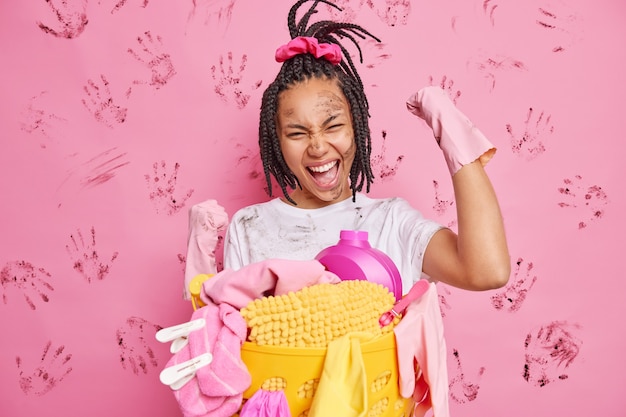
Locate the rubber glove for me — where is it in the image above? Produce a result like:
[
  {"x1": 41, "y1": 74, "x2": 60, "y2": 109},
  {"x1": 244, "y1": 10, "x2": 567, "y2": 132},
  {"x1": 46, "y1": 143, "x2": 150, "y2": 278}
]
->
[
  {"x1": 393, "y1": 282, "x2": 450, "y2": 417},
  {"x1": 184, "y1": 199, "x2": 229, "y2": 299},
  {"x1": 406, "y1": 86, "x2": 495, "y2": 176}
]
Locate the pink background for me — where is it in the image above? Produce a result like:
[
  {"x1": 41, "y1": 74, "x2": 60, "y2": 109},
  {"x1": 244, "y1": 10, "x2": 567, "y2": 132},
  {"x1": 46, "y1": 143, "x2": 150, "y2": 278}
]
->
[{"x1": 1, "y1": 0, "x2": 624, "y2": 416}]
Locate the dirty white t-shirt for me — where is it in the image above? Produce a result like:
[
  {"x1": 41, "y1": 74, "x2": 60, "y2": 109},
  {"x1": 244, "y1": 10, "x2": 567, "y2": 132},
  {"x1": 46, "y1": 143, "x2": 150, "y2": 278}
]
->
[{"x1": 223, "y1": 193, "x2": 444, "y2": 294}]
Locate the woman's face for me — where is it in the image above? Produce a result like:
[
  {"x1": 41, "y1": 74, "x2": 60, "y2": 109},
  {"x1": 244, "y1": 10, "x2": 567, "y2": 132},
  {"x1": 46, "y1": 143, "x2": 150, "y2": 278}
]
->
[{"x1": 276, "y1": 76, "x2": 356, "y2": 209}]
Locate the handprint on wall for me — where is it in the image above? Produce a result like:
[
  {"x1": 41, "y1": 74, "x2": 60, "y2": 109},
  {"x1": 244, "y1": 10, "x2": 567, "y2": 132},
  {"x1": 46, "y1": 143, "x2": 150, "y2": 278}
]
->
[
  {"x1": 491, "y1": 257, "x2": 537, "y2": 313},
  {"x1": 437, "y1": 283, "x2": 452, "y2": 319},
  {"x1": 361, "y1": 39, "x2": 391, "y2": 71},
  {"x1": 16, "y1": 341, "x2": 73, "y2": 396},
  {"x1": 234, "y1": 142, "x2": 264, "y2": 183},
  {"x1": 37, "y1": 0, "x2": 88, "y2": 39},
  {"x1": 428, "y1": 75, "x2": 461, "y2": 105},
  {"x1": 128, "y1": 31, "x2": 177, "y2": 90},
  {"x1": 506, "y1": 107, "x2": 554, "y2": 160},
  {"x1": 82, "y1": 74, "x2": 128, "y2": 128},
  {"x1": 431, "y1": 180, "x2": 457, "y2": 229},
  {"x1": 226, "y1": 141, "x2": 269, "y2": 198},
  {"x1": 467, "y1": 53, "x2": 527, "y2": 92},
  {"x1": 20, "y1": 91, "x2": 67, "y2": 148},
  {"x1": 536, "y1": 0, "x2": 583, "y2": 52},
  {"x1": 187, "y1": 0, "x2": 237, "y2": 30},
  {"x1": 366, "y1": 0, "x2": 411, "y2": 27},
  {"x1": 1, "y1": 261, "x2": 54, "y2": 310},
  {"x1": 210, "y1": 52, "x2": 262, "y2": 109},
  {"x1": 116, "y1": 316, "x2": 162, "y2": 375},
  {"x1": 66, "y1": 227, "x2": 119, "y2": 283},
  {"x1": 557, "y1": 174, "x2": 608, "y2": 229},
  {"x1": 324, "y1": 0, "x2": 365, "y2": 23},
  {"x1": 371, "y1": 130, "x2": 404, "y2": 182},
  {"x1": 482, "y1": 0, "x2": 498, "y2": 26},
  {"x1": 523, "y1": 321, "x2": 582, "y2": 387},
  {"x1": 100, "y1": 0, "x2": 150, "y2": 14},
  {"x1": 326, "y1": 0, "x2": 411, "y2": 27},
  {"x1": 432, "y1": 180, "x2": 454, "y2": 217},
  {"x1": 145, "y1": 160, "x2": 195, "y2": 215},
  {"x1": 449, "y1": 348, "x2": 486, "y2": 404}
]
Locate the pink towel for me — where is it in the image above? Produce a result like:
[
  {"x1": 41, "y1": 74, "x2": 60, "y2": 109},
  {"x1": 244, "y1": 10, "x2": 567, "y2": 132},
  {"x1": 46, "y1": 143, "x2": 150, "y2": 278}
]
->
[
  {"x1": 190, "y1": 303, "x2": 251, "y2": 397},
  {"x1": 184, "y1": 199, "x2": 229, "y2": 300},
  {"x1": 166, "y1": 303, "x2": 248, "y2": 417},
  {"x1": 393, "y1": 282, "x2": 450, "y2": 417},
  {"x1": 200, "y1": 259, "x2": 341, "y2": 309}
]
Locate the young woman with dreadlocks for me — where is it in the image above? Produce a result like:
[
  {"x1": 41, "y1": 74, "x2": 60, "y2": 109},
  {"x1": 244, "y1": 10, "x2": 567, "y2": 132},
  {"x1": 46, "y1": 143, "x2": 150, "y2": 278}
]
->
[{"x1": 222, "y1": 0, "x2": 511, "y2": 293}]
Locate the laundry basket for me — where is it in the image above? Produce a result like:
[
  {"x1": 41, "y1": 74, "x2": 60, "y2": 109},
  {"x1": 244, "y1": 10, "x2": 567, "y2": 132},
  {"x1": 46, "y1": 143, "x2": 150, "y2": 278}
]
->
[{"x1": 190, "y1": 274, "x2": 416, "y2": 417}]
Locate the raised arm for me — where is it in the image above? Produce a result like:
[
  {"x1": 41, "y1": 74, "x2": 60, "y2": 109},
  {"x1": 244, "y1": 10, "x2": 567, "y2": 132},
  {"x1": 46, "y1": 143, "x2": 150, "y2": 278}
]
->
[{"x1": 407, "y1": 86, "x2": 511, "y2": 290}]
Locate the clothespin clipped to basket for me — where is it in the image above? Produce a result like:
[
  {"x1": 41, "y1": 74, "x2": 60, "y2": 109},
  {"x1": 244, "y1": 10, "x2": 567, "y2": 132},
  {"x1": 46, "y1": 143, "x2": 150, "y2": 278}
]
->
[
  {"x1": 156, "y1": 318, "x2": 213, "y2": 390},
  {"x1": 156, "y1": 318, "x2": 206, "y2": 353},
  {"x1": 159, "y1": 352, "x2": 213, "y2": 390}
]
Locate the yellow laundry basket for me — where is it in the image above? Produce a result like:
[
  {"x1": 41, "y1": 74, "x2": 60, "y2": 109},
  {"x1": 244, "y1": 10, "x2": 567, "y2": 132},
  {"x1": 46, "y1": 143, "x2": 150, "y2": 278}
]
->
[{"x1": 190, "y1": 274, "x2": 416, "y2": 417}]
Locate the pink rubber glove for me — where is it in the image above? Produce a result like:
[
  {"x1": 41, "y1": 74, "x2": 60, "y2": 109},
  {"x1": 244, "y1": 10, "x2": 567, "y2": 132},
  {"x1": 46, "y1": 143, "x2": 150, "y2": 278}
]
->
[
  {"x1": 406, "y1": 86, "x2": 495, "y2": 176},
  {"x1": 393, "y1": 282, "x2": 450, "y2": 417},
  {"x1": 184, "y1": 199, "x2": 229, "y2": 300}
]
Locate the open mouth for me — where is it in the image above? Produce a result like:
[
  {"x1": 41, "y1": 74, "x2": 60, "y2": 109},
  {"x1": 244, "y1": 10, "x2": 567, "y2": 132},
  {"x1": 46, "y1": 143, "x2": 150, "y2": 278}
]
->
[{"x1": 307, "y1": 161, "x2": 339, "y2": 187}]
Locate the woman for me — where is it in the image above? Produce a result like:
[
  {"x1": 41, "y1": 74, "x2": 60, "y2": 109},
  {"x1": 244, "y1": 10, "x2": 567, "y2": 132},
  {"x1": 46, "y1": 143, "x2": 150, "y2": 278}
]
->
[{"x1": 223, "y1": 0, "x2": 510, "y2": 293}]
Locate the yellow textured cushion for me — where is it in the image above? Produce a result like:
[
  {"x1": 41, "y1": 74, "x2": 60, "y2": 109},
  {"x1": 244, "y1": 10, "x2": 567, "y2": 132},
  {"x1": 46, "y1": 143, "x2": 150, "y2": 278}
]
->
[{"x1": 240, "y1": 280, "x2": 399, "y2": 348}]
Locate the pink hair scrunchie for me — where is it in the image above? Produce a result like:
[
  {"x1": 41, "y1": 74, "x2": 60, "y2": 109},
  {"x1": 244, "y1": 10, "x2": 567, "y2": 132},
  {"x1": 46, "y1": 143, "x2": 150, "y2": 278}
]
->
[{"x1": 275, "y1": 36, "x2": 342, "y2": 65}]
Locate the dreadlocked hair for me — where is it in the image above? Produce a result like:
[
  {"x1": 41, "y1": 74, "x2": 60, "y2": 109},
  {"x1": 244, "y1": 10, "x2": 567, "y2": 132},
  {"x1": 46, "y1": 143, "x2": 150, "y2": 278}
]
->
[{"x1": 259, "y1": 0, "x2": 380, "y2": 205}]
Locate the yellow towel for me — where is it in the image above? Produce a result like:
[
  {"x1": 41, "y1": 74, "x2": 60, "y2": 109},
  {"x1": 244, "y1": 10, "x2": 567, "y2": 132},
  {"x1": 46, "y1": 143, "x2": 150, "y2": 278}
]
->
[{"x1": 308, "y1": 332, "x2": 375, "y2": 417}]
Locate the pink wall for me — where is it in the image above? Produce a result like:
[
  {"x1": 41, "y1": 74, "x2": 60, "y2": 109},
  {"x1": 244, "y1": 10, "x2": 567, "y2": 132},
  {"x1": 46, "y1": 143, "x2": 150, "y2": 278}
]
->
[{"x1": 1, "y1": 0, "x2": 624, "y2": 416}]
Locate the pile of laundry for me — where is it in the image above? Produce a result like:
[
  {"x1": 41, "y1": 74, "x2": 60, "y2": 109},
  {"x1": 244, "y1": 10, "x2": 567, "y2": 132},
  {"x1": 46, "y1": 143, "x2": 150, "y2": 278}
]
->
[{"x1": 157, "y1": 259, "x2": 449, "y2": 417}]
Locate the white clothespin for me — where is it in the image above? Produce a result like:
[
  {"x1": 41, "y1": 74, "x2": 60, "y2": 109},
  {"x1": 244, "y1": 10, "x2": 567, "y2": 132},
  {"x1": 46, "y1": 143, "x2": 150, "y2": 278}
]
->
[
  {"x1": 156, "y1": 318, "x2": 206, "y2": 353},
  {"x1": 159, "y1": 352, "x2": 213, "y2": 390}
]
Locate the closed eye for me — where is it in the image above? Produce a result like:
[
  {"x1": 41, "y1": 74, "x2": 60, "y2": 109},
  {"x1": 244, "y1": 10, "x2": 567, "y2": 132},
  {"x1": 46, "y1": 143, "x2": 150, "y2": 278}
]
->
[{"x1": 286, "y1": 131, "x2": 306, "y2": 139}]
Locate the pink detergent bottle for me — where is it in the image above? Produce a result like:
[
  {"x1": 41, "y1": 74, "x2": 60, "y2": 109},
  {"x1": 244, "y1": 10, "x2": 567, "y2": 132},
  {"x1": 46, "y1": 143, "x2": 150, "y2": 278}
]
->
[{"x1": 315, "y1": 230, "x2": 402, "y2": 300}]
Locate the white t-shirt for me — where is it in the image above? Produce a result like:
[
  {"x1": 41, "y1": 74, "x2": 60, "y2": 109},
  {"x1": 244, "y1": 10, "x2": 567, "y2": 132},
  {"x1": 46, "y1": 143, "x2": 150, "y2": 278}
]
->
[{"x1": 223, "y1": 193, "x2": 444, "y2": 293}]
